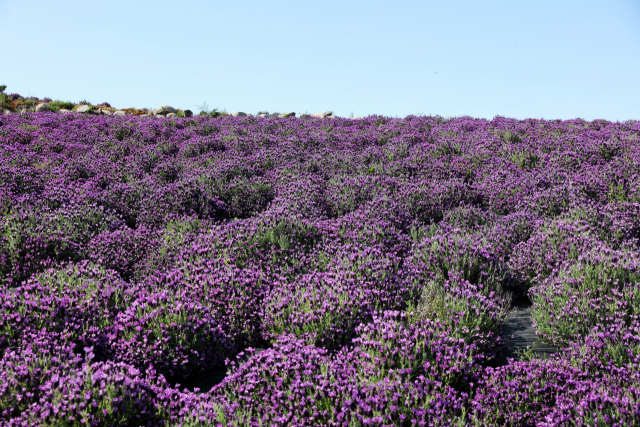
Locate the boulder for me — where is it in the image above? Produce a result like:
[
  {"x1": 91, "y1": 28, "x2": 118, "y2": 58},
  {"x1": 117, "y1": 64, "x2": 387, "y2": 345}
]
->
[
  {"x1": 324, "y1": 111, "x2": 333, "y2": 116},
  {"x1": 183, "y1": 109, "x2": 193, "y2": 118},
  {"x1": 35, "y1": 103, "x2": 50, "y2": 112},
  {"x1": 99, "y1": 109, "x2": 113, "y2": 115},
  {"x1": 281, "y1": 112, "x2": 296, "y2": 118},
  {"x1": 233, "y1": 112, "x2": 247, "y2": 117},
  {"x1": 114, "y1": 110, "x2": 126, "y2": 116},
  {"x1": 58, "y1": 109, "x2": 72, "y2": 114},
  {"x1": 351, "y1": 116, "x2": 363, "y2": 120},
  {"x1": 76, "y1": 105, "x2": 91, "y2": 113},
  {"x1": 312, "y1": 112, "x2": 327, "y2": 118},
  {"x1": 2, "y1": 109, "x2": 11, "y2": 115},
  {"x1": 157, "y1": 105, "x2": 176, "y2": 115},
  {"x1": 166, "y1": 113, "x2": 177, "y2": 118},
  {"x1": 327, "y1": 114, "x2": 337, "y2": 119},
  {"x1": 257, "y1": 113, "x2": 268, "y2": 118}
]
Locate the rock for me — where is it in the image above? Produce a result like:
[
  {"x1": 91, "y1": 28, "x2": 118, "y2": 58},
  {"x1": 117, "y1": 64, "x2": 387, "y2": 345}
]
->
[
  {"x1": 312, "y1": 112, "x2": 327, "y2": 118},
  {"x1": 58, "y1": 109, "x2": 72, "y2": 114},
  {"x1": 99, "y1": 109, "x2": 113, "y2": 115},
  {"x1": 157, "y1": 105, "x2": 176, "y2": 115},
  {"x1": 327, "y1": 114, "x2": 337, "y2": 119},
  {"x1": 166, "y1": 113, "x2": 177, "y2": 118},
  {"x1": 233, "y1": 112, "x2": 247, "y2": 117},
  {"x1": 324, "y1": 111, "x2": 333, "y2": 116},
  {"x1": 3, "y1": 109, "x2": 11, "y2": 115},
  {"x1": 76, "y1": 105, "x2": 91, "y2": 113},
  {"x1": 281, "y1": 112, "x2": 296, "y2": 118},
  {"x1": 258, "y1": 113, "x2": 268, "y2": 118},
  {"x1": 183, "y1": 109, "x2": 193, "y2": 118},
  {"x1": 114, "y1": 110, "x2": 126, "y2": 116},
  {"x1": 351, "y1": 116, "x2": 363, "y2": 120},
  {"x1": 35, "y1": 103, "x2": 50, "y2": 112}
]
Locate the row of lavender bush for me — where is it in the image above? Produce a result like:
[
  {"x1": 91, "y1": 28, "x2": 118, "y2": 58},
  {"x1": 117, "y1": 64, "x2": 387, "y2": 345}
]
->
[{"x1": 1, "y1": 111, "x2": 640, "y2": 425}]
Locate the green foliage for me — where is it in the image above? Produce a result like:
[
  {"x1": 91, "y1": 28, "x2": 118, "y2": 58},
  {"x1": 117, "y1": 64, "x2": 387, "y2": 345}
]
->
[
  {"x1": 0, "y1": 93, "x2": 13, "y2": 111},
  {"x1": 608, "y1": 182, "x2": 629, "y2": 203},
  {"x1": 0, "y1": 85, "x2": 6, "y2": 93},
  {"x1": 502, "y1": 131, "x2": 523, "y2": 144},
  {"x1": 48, "y1": 100, "x2": 74, "y2": 111},
  {"x1": 510, "y1": 151, "x2": 540, "y2": 169}
]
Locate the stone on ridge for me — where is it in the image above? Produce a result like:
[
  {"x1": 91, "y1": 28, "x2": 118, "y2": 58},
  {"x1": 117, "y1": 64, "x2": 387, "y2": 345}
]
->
[
  {"x1": 35, "y1": 103, "x2": 50, "y2": 112},
  {"x1": 157, "y1": 105, "x2": 177, "y2": 114},
  {"x1": 312, "y1": 112, "x2": 327, "y2": 118},
  {"x1": 76, "y1": 105, "x2": 91, "y2": 113},
  {"x1": 281, "y1": 112, "x2": 296, "y2": 118},
  {"x1": 183, "y1": 109, "x2": 193, "y2": 118},
  {"x1": 166, "y1": 113, "x2": 177, "y2": 118},
  {"x1": 233, "y1": 112, "x2": 247, "y2": 117},
  {"x1": 114, "y1": 110, "x2": 126, "y2": 116}
]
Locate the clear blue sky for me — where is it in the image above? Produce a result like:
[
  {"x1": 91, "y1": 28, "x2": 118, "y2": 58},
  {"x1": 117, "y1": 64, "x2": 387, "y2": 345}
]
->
[{"x1": 2, "y1": 0, "x2": 639, "y2": 120}]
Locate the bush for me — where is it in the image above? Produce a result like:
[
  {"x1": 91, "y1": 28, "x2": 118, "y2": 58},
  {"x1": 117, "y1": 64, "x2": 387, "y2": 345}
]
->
[
  {"x1": 48, "y1": 100, "x2": 75, "y2": 111},
  {"x1": 0, "y1": 93, "x2": 12, "y2": 111}
]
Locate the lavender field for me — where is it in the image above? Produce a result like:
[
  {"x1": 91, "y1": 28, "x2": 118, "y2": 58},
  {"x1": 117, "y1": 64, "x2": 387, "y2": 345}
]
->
[{"x1": 1, "y1": 111, "x2": 640, "y2": 426}]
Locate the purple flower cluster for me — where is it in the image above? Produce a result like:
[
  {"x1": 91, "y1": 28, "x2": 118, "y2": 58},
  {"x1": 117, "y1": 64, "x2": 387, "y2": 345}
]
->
[{"x1": 1, "y1": 111, "x2": 640, "y2": 425}]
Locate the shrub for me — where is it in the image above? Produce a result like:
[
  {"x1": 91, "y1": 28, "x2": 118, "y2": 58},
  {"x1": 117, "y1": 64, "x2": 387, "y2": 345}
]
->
[{"x1": 48, "y1": 100, "x2": 75, "y2": 111}]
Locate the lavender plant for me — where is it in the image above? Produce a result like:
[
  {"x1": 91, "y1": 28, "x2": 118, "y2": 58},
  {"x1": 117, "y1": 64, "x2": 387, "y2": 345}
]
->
[{"x1": 1, "y1": 111, "x2": 640, "y2": 424}]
